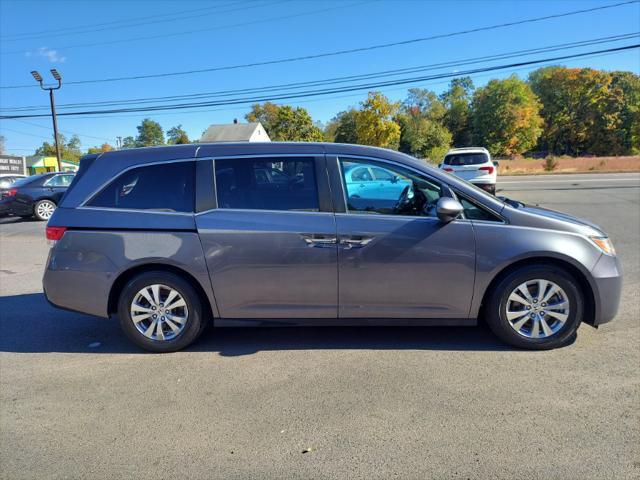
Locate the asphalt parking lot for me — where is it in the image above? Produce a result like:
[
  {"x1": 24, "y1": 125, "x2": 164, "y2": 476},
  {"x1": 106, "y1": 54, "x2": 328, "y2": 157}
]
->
[{"x1": 1, "y1": 172, "x2": 639, "y2": 479}]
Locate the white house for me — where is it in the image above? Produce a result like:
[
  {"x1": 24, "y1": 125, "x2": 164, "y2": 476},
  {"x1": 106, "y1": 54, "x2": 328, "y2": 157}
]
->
[{"x1": 200, "y1": 120, "x2": 270, "y2": 143}]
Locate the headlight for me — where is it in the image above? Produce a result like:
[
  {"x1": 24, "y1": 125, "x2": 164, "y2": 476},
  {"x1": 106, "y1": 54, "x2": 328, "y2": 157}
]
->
[{"x1": 589, "y1": 236, "x2": 616, "y2": 256}]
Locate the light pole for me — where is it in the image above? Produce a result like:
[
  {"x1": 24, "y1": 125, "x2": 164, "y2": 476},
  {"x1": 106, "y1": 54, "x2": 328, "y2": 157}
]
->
[{"x1": 31, "y1": 69, "x2": 62, "y2": 172}]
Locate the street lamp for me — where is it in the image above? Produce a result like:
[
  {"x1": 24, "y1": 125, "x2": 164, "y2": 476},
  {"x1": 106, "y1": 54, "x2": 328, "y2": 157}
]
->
[{"x1": 31, "y1": 69, "x2": 63, "y2": 171}]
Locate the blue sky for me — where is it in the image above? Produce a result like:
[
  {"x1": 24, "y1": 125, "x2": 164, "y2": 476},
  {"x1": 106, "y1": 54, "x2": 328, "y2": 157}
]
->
[{"x1": 1, "y1": 0, "x2": 639, "y2": 155}]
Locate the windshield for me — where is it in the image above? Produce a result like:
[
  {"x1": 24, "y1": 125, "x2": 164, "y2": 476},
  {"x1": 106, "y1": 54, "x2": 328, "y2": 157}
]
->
[{"x1": 444, "y1": 153, "x2": 488, "y2": 166}]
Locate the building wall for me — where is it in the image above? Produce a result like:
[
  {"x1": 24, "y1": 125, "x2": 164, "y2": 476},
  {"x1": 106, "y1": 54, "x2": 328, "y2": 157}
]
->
[{"x1": 249, "y1": 126, "x2": 271, "y2": 142}]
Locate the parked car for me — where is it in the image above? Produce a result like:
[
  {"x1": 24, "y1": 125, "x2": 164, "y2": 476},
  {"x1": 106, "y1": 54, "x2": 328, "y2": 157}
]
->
[
  {"x1": 43, "y1": 143, "x2": 621, "y2": 352},
  {"x1": 0, "y1": 172, "x2": 75, "y2": 220},
  {"x1": 343, "y1": 163, "x2": 412, "y2": 211},
  {"x1": 0, "y1": 174, "x2": 27, "y2": 189},
  {"x1": 439, "y1": 147, "x2": 497, "y2": 194}
]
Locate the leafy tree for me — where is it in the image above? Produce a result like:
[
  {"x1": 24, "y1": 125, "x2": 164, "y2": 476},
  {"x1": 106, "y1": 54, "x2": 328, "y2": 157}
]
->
[
  {"x1": 611, "y1": 71, "x2": 640, "y2": 154},
  {"x1": 398, "y1": 115, "x2": 452, "y2": 163},
  {"x1": 472, "y1": 75, "x2": 543, "y2": 156},
  {"x1": 398, "y1": 88, "x2": 452, "y2": 162},
  {"x1": 34, "y1": 133, "x2": 83, "y2": 163},
  {"x1": 135, "y1": 118, "x2": 164, "y2": 146},
  {"x1": 272, "y1": 106, "x2": 324, "y2": 141},
  {"x1": 324, "y1": 109, "x2": 358, "y2": 143},
  {"x1": 245, "y1": 102, "x2": 280, "y2": 134},
  {"x1": 441, "y1": 77, "x2": 474, "y2": 147},
  {"x1": 246, "y1": 103, "x2": 323, "y2": 141},
  {"x1": 167, "y1": 125, "x2": 190, "y2": 144},
  {"x1": 528, "y1": 66, "x2": 639, "y2": 155},
  {"x1": 529, "y1": 67, "x2": 604, "y2": 155},
  {"x1": 122, "y1": 136, "x2": 137, "y2": 149},
  {"x1": 354, "y1": 92, "x2": 401, "y2": 149},
  {"x1": 86, "y1": 143, "x2": 113, "y2": 154}
]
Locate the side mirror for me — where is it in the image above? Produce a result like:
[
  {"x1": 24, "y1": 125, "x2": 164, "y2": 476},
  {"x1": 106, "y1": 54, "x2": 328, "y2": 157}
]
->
[
  {"x1": 436, "y1": 197, "x2": 464, "y2": 223},
  {"x1": 493, "y1": 161, "x2": 500, "y2": 168},
  {"x1": 391, "y1": 175, "x2": 399, "y2": 184}
]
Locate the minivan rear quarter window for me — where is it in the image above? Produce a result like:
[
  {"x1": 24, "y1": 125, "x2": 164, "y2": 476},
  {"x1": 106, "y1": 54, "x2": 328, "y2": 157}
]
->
[
  {"x1": 88, "y1": 161, "x2": 195, "y2": 212},
  {"x1": 215, "y1": 157, "x2": 319, "y2": 211},
  {"x1": 444, "y1": 153, "x2": 488, "y2": 166}
]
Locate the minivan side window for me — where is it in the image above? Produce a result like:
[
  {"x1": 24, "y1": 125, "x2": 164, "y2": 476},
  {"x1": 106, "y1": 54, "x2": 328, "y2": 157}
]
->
[
  {"x1": 339, "y1": 158, "x2": 442, "y2": 217},
  {"x1": 215, "y1": 157, "x2": 319, "y2": 211},
  {"x1": 88, "y1": 161, "x2": 195, "y2": 212},
  {"x1": 457, "y1": 194, "x2": 502, "y2": 222}
]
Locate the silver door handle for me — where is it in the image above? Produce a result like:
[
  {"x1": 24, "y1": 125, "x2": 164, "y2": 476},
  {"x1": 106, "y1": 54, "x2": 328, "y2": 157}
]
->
[
  {"x1": 300, "y1": 234, "x2": 337, "y2": 248},
  {"x1": 339, "y1": 236, "x2": 374, "y2": 249}
]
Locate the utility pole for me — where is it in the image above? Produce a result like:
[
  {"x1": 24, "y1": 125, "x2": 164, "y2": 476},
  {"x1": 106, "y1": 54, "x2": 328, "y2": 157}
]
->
[{"x1": 31, "y1": 69, "x2": 62, "y2": 172}]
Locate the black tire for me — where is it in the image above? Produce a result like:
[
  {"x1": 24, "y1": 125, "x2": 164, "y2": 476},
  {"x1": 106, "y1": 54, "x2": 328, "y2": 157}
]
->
[
  {"x1": 117, "y1": 271, "x2": 204, "y2": 353},
  {"x1": 488, "y1": 185, "x2": 496, "y2": 195},
  {"x1": 484, "y1": 264, "x2": 583, "y2": 350},
  {"x1": 33, "y1": 199, "x2": 56, "y2": 221}
]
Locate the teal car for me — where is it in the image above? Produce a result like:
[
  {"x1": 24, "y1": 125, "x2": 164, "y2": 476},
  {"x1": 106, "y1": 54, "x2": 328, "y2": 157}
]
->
[{"x1": 343, "y1": 163, "x2": 412, "y2": 211}]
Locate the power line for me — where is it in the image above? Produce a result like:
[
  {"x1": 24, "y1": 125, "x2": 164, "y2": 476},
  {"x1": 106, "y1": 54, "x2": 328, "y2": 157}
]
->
[
  {"x1": 0, "y1": 0, "x2": 247, "y2": 39},
  {"x1": 3, "y1": 32, "x2": 636, "y2": 113},
  {"x1": 0, "y1": 124, "x2": 112, "y2": 143},
  {"x1": 6, "y1": 119, "x2": 112, "y2": 141},
  {"x1": 17, "y1": 48, "x2": 632, "y2": 122},
  {"x1": 0, "y1": 0, "x2": 371, "y2": 55},
  {"x1": 1, "y1": 0, "x2": 636, "y2": 89},
  {"x1": 1, "y1": 1, "x2": 283, "y2": 43},
  {"x1": 2, "y1": 44, "x2": 637, "y2": 120},
  {"x1": 0, "y1": 126, "x2": 54, "y2": 139}
]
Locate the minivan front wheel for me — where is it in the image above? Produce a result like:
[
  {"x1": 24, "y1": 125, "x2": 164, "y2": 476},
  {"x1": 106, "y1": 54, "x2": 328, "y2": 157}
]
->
[
  {"x1": 485, "y1": 265, "x2": 583, "y2": 350},
  {"x1": 117, "y1": 271, "x2": 204, "y2": 352}
]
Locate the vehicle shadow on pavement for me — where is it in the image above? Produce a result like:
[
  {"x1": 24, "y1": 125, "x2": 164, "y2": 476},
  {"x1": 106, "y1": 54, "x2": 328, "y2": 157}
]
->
[{"x1": 0, "y1": 293, "x2": 518, "y2": 355}]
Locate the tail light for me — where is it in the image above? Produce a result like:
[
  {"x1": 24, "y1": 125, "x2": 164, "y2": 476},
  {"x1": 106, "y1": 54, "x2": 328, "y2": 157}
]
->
[
  {"x1": 443, "y1": 168, "x2": 454, "y2": 172},
  {"x1": 46, "y1": 226, "x2": 67, "y2": 246},
  {"x1": 5, "y1": 188, "x2": 17, "y2": 197},
  {"x1": 479, "y1": 166, "x2": 495, "y2": 174}
]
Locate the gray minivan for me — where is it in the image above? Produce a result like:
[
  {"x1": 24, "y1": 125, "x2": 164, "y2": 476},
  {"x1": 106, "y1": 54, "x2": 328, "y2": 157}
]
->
[{"x1": 43, "y1": 143, "x2": 621, "y2": 352}]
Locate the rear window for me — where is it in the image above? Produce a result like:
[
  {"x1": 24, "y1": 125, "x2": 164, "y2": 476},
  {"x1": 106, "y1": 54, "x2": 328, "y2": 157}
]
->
[
  {"x1": 215, "y1": 157, "x2": 318, "y2": 211},
  {"x1": 444, "y1": 153, "x2": 489, "y2": 166},
  {"x1": 88, "y1": 161, "x2": 195, "y2": 212},
  {"x1": 11, "y1": 174, "x2": 45, "y2": 188}
]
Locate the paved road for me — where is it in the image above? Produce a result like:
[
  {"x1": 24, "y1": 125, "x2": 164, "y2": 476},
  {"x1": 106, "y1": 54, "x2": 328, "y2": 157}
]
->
[{"x1": 1, "y1": 173, "x2": 638, "y2": 479}]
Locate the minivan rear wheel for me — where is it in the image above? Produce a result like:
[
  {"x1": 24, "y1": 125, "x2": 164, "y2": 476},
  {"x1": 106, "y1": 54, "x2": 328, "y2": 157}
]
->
[
  {"x1": 484, "y1": 265, "x2": 583, "y2": 350},
  {"x1": 117, "y1": 271, "x2": 204, "y2": 353}
]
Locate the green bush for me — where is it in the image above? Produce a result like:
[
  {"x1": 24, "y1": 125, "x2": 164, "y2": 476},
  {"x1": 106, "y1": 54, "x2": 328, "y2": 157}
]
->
[{"x1": 543, "y1": 156, "x2": 558, "y2": 172}]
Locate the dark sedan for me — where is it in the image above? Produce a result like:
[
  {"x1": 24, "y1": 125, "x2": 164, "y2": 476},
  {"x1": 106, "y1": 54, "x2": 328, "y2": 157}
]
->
[{"x1": 0, "y1": 172, "x2": 75, "y2": 221}]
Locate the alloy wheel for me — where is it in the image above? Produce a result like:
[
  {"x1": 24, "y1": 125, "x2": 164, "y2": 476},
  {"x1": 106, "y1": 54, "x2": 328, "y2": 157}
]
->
[
  {"x1": 505, "y1": 279, "x2": 570, "y2": 339},
  {"x1": 130, "y1": 284, "x2": 189, "y2": 341},
  {"x1": 36, "y1": 201, "x2": 55, "y2": 220}
]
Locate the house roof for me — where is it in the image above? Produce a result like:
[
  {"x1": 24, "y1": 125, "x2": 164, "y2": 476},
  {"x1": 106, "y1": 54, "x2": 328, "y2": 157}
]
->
[{"x1": 200, "y1": 122, "x2": 268, "y2": 142}]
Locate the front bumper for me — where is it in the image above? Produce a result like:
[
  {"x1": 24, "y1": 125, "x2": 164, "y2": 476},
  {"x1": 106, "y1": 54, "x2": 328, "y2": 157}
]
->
[{"x1": 590, "y1": 253, "x2": 623, "y2": 326}]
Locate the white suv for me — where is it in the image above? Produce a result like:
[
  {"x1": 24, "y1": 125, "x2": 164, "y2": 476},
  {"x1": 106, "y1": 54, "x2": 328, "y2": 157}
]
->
[{"x1": 439, "y1": 147, "x2": 497, "y2": 195}]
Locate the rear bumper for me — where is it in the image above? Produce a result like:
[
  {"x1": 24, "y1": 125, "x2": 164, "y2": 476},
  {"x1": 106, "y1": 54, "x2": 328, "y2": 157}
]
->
[
  {"x1": 590, "y1": 254, "x2": 623, "y2": 326},
  {"x1": 43, "y1": 247, "x2": 111, "y2": 318},
  {"x1": 0, "y1": 198, "x2": 32, "y2": 216},
  {"x1": 469, "y1": 178, "x2": 496, "y2": 185}
]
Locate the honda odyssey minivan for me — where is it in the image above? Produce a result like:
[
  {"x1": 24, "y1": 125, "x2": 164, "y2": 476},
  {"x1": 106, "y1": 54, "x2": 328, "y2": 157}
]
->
[{"x1": 43, "y1": 143, "x2": 621, "y2": 352}]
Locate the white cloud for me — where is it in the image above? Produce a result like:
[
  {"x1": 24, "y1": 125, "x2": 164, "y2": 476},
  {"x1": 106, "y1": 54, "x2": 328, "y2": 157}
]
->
[{"x1": 35, "y1": 47, "x2": 66, "y2": 63}]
